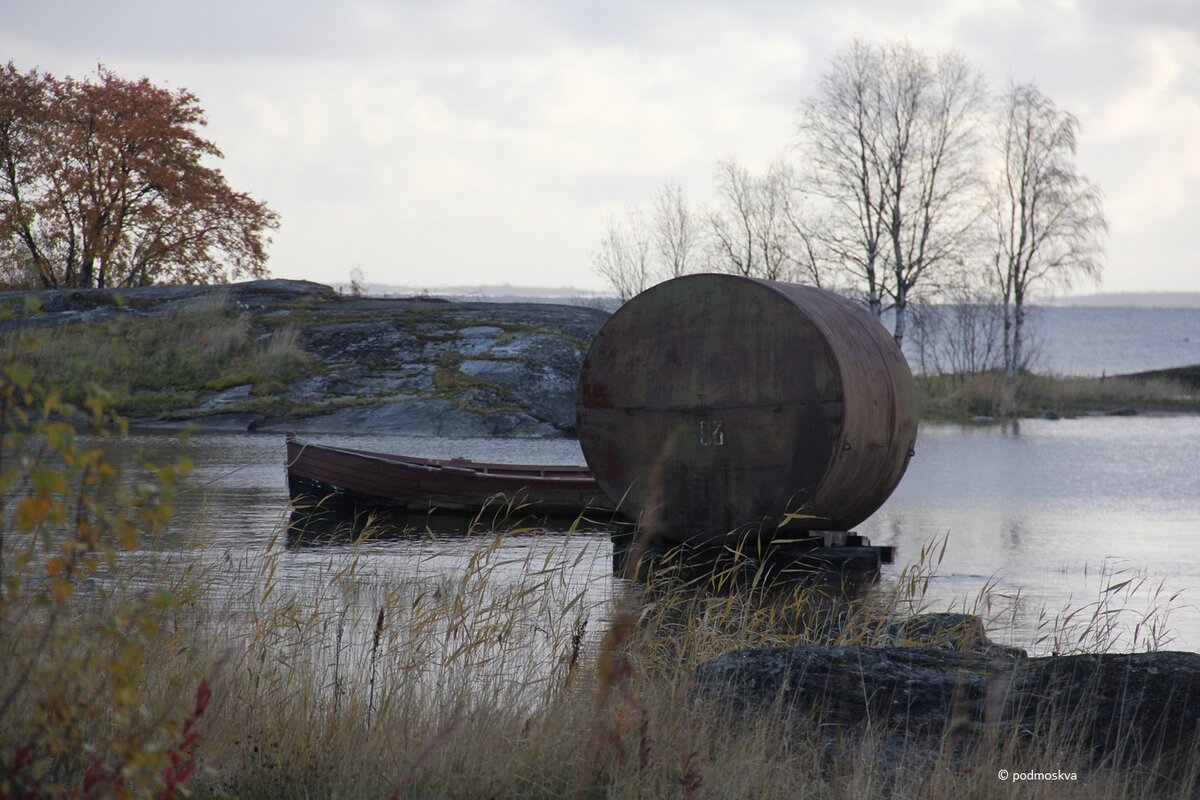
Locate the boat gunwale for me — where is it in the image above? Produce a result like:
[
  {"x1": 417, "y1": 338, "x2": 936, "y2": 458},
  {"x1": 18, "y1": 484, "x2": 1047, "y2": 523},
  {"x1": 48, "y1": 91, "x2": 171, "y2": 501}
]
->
[{"x1": 286, "y1": 437, "x2": 596, "y2": 484}]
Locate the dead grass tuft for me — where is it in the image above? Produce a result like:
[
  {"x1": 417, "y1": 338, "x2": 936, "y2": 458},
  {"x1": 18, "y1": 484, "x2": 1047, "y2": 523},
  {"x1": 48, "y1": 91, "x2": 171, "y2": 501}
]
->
[{"x1": 919, "y1": 371, "x2": 1199, "y2": 420}]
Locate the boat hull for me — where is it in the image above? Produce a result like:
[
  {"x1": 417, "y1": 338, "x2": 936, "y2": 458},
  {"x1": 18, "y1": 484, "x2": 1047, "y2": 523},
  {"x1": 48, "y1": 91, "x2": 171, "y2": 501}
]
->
[{"x1": 285, "y1": 436, "x2": 613, "y2": 517}]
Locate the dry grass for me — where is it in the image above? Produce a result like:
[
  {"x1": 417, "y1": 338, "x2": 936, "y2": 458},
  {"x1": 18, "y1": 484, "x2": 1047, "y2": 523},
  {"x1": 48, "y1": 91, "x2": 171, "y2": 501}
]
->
[
  {"x1": 918, "y1": 371, "x2": 1200, "y2": 420},
  {"x1": 7, "y1": 516, "x2": 1194, "y2": 799},
  {"x1": 5, "y1": 293, "x2": 314, "y2": 416}
]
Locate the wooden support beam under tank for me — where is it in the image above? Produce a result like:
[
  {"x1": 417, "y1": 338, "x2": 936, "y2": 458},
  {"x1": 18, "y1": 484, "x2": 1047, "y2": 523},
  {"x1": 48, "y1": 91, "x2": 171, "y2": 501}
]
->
[{"x1": 610, "y1": 528, "x2": 894, "y2": 590}]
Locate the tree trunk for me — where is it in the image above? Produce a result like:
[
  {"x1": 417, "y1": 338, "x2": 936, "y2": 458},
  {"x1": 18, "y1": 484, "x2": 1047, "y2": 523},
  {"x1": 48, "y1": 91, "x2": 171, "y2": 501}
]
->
[
  {"x1": 866, "y1": 263, "x2": 882, "y2": 318},
  {"x1": 1002, "y1": 301, "x2": 1014, "y2": 377},
  {"x1": 1010, "y1": 290, "x2": 1025, "y2": 378},
  {"x1": 37, "y1": 259, "x2": 56, "y2": 289}
]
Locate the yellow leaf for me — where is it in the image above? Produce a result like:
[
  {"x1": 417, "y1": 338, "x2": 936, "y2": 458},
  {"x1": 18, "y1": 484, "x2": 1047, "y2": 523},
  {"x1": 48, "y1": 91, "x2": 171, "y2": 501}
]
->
[
  {"x1": 4, "y1": 361, "x2": 33, "y2": 390},
  {"x1": 50, "y1": 577, "x2": 72, "y2": 602},
  {"x1": 46, "y1": 557, "x2": 67, "y2": 577},
  {"x1": 117, "y1": 521, "x2": 137, "y2": 549},
  {"x1": 16, "y1": 496, "x2": 49, "y2": 532},
  {"x1": 41, "y1": 391, "x2": 64, "y2": 418},
  {"x1": 77, "y1": 519, "x2": 100, "y2": 547},
  {"x1": 32, "y1": 466, "x2": 69, "y2": 495}
]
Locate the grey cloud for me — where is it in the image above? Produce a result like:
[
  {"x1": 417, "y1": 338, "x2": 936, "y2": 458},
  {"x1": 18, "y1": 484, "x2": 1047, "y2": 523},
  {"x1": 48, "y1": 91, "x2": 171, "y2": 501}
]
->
[
  {"x1": 1, "y1": 0, "x2": 1195, "y2": 292},
  {"x1": 2, "y1": 0, "x2": 446, "y2": 61}
]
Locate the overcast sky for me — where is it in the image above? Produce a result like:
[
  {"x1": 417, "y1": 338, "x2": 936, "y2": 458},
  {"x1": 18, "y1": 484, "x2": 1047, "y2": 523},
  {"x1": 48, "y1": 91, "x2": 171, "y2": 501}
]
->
[{"x1": 3, "y1": 1, "x2": 1198, "y2": 295}]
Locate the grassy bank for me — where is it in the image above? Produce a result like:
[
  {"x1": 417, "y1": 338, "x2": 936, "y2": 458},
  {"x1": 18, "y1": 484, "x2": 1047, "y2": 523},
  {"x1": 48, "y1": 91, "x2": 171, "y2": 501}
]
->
[
  {"x1": 917, "y1": 371, "x2": 1200, "y2": 421},
  {"x1": 0, "y1": 283, "x2": 599, "y2": 433},
  {"x1": 4, "y1": 291, "x2": 314, "y2": 419}
]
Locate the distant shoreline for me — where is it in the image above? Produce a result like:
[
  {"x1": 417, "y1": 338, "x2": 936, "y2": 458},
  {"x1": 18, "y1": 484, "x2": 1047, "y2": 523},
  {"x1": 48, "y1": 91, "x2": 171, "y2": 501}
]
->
[
  {"x1": 1047, "y1": 291, "x2": 1200, "y2": 309},
  {"x1": 339, "y1": 283, "x2": 1200, "y2": 310}
]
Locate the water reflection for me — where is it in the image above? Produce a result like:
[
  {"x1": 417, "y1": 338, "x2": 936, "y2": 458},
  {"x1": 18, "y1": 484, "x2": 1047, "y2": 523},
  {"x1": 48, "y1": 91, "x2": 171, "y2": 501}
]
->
[
  {"x1": 1000, "y1": 519, "x2": 1025, "y2": 554},
  {"x1": 859, "y1": 415, "x2": 1200, "y2": 652},
  {"x1": 111, "y1": 418, "x2": 1200, "y2": 654}
]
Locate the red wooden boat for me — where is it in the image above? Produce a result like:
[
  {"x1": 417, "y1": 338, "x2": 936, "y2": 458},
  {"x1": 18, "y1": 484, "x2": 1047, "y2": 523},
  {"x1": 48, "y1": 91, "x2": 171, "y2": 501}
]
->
[{"x1": 285, "y1": 434, "x2": 613, "y2": 517}]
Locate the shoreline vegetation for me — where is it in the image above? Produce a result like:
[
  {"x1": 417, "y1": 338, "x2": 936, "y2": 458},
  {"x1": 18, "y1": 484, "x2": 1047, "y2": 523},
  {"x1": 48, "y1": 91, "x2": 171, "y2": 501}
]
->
[
  {"x1": 5, "y1": 442, "x2": 1200, "y2": 797},
  {"x1": 3, "y1": 288, "x2": 1200, "y2": 797},
  {"x1": 916, "y1": 369, "x2": 1200, "y2": 422},
  {"x1": 0, "y1": 280, "x2": 1196, "y2": 434}
]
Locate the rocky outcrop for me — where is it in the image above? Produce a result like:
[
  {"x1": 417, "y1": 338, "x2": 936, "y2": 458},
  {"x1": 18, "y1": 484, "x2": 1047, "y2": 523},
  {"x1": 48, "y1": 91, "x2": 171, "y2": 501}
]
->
[
  {"x1": 1, "y1": 280, "x2": 608, "y2": 436},
  {"x1": 277, "y1": 296, "x2": 602, "y2": 436},
  {"x1": 0, "y1": 278, "x2": 334, "y2": 321},
  {"x1": 691, "y1": 638, "x2": 1200, "y2": 775}
]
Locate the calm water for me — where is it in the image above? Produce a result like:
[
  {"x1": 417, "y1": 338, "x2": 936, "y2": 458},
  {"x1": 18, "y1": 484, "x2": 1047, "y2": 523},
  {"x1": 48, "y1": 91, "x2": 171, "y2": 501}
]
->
[
  {"x1": 858, "y1": 416, "x2": 1200, "y2": 651},
  {"x1": 1031, "y1": 306, "x2": 1200, "y2": 375},
  {"x1": 118, "y1": 414, "x2": 1200, "y2": 654},
  {"x1": 900, "y1": 305, "x2": 1200, "y2": 376}
]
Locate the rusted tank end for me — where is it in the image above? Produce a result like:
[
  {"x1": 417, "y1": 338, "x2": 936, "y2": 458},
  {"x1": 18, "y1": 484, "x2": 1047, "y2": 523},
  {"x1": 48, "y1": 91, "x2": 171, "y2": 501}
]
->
[{"x1": 577, "y1": 274, "x2": 917, "y2": 546}]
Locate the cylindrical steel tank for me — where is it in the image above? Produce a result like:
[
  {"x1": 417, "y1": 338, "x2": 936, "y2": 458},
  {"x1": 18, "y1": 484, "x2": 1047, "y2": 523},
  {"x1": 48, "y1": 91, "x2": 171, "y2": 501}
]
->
[{"x1": 576, "y1": 274, "x2": 918, "y2": 545}]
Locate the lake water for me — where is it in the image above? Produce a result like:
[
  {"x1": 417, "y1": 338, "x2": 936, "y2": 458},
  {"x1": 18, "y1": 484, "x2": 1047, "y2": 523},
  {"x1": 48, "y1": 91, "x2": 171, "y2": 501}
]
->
[
  {"x1": 1030, "y1": 306, "x2": 1200, "y2": 375},
  {"x1": 901, "y1": 305, "x2": 1200, "y2": 376},
  {"x1": 121, "y1": 414, "x2": 1200, "y2": 655},
  {"x1": 858, "y1": 415, "x2": 1200, "y2": 652}
]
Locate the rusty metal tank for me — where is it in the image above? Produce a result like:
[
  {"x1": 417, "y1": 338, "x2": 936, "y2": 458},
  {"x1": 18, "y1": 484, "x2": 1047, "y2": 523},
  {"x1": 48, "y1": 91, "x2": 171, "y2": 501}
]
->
[{"x1": 576, "y1": 274, "x2": 918, "y2": 545}]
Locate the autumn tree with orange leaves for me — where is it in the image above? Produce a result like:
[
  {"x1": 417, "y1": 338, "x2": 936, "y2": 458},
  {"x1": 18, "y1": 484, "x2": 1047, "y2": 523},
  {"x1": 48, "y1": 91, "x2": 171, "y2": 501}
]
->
[{"x1": 0, "y1": 62, "x2": 278, "y2": 289}]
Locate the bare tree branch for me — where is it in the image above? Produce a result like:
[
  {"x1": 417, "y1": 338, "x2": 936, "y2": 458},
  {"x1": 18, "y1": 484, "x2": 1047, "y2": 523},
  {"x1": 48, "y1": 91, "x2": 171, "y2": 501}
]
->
[
  {"x1": 589, "y1": 211, "x2": 653, "y2": 304},
  {"x1": 989, "y1": 82, "x2": 1106, "y2": 377},
  {"x1": 797, "y1": 41, "x2": 986, "y2": 345},
  {"x1": 706, "y1": 159, "x2": 807, "y2": 283},
  {"x1": 652, "y1": 180, "x2": 699, "y2": 281}
]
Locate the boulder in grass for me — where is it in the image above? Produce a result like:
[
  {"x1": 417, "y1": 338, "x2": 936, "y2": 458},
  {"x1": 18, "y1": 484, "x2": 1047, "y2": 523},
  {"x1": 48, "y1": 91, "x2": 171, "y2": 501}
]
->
[{"x1": 691, "y1": 642, "x2": 1200, "y2": 778}]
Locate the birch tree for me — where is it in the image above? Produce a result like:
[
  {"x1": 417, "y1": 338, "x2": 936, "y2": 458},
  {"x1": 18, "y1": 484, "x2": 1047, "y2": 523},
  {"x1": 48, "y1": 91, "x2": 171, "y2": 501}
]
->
[
  {"x1": 652, "y1": 180, "x2": 700, "y2": 280},
  {"x1": 589, "y1": 211, "x2": 653, "y2": 303},
  {"x1": 797, "y1": 41, "x2": 986, "y2": 345},
  {"x1": 798, "y1": 42, "x2": 889, "y2": 314},
  {"x1": 990, "y1": 82, "x2": 1106, "y2": 377}
]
